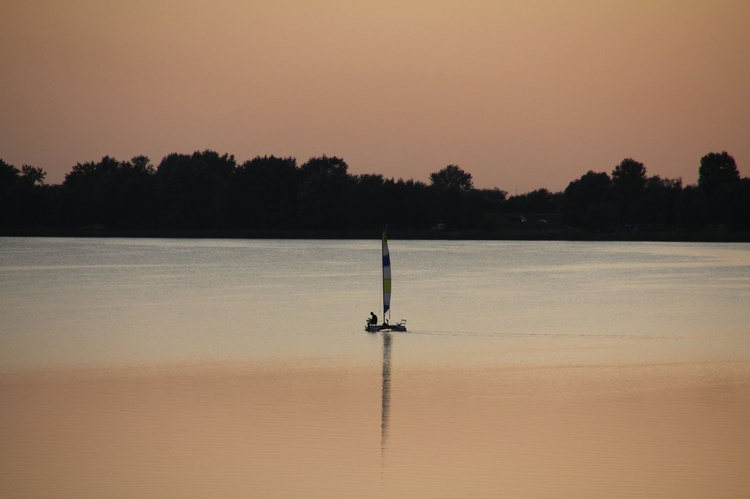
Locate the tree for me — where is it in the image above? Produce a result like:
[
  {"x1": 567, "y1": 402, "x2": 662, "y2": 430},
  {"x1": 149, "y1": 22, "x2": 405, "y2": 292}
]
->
[
  {"x1": 300, "y1": 155, "x2": 348, "y2": 178},
  {"x1": 0, "y1": 159, "x2": 22, "y2": 227},
  {"x1": 698, "y1": 151, "x2": 739, "y2": 194},
  {"x1": 63, "y1": 156, "x2": 120, "y2": 225},
  {"x1": 563, "y1": 170, "x2": 617, "y2": 231},
  {"x1": 20, "y1": 165, "x2": 46, "y2": 187},
  {"x1": 156, "y1": 150, "x2": 236, "y2": 229},
  {"x1": 351, "y1": 174, "x2": 387, "y2": 229},
  {"x1": 390, "y1": 178, "x2": 431, "y2": 230},
  {"x1": 231, "y1": 156, "x2": 300, "y2": 229},
  {"x1": 722, "y1": 178, "x2": 750, "y2": 229},
  {"x1": 676, "y1": 185, "x2": 708, "y2": 229},
  {"x1": 297, "y1": 156, "x2": 353, "y2": 229},
  {"x1": 638, "y1": 175, "x2": 682, "y2": 226},
  {"x1": 0, "y1": 159, "x2": 19, "y2": 184},
  {"x1": 429, "y1": 164, "x2": 473, "y2": 192},
  {"x1": 62, "y1": 156, "x2": 156, "y2": 227},
  {"x1": 612, "y1": 158, "x2": 646, "y2": 197},
  {"x1": 611, "y1": 158, "x2": 647, "y2": 224},
  {"x1": 116, "y1": 156, "x2": 157, "y2": 227},
  {"x1": 504, "y1": 188, "x2": 559, "y2": 213},
  {"x1": 0, "y1": 159, "x2": 51, "y2": 227},
  {"x1": 426, "y1": 165, "x2": 475, "y2": 228}
]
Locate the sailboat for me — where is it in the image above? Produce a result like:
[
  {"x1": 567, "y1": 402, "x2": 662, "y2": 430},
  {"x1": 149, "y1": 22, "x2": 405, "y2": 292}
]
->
[{"x1": 366, "y1": 229, "x2": 407, "y2": 332}]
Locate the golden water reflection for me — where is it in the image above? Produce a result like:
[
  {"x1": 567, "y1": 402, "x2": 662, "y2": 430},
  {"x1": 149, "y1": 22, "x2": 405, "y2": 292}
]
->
[
  {"x1": 381, "y1": 331, "x2": 392, "y2": 465},
  {"x1": 4, "y1": 357, "x2": 748, "y2": 498}
]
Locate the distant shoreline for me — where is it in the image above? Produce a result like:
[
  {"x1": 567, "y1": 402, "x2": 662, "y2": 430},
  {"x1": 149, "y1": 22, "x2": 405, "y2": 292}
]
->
[{"x1": 2, "y1": 228, "x2": 749, "y2": 243}]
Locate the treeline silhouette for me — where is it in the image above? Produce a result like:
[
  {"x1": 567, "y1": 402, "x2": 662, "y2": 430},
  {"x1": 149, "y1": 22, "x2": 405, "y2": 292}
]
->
[{"x1": 2, "y1": 151, "x2": 749, "y2": 236}]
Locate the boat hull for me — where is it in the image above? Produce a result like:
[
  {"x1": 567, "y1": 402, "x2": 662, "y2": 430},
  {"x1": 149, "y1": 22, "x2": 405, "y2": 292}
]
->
[{"x1": 365, "y1": 323, "x2": 407, "y2": 333}]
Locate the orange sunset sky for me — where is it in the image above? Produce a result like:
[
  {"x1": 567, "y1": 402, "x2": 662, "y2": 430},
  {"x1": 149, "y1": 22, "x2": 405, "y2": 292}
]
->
[{"x1": 1, "y1": 0, "x2": 748, "y2": 193}]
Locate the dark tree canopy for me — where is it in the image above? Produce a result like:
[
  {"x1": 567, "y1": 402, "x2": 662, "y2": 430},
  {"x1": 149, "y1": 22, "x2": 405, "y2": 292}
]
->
[
  {"x1": 1, "y1": 159, "x2": 52, "y2": 227},
  {"x1": 0, "y1": 159, "x2": 18, "y2": 186},
  {"x1": 699, "y1": 151, "x2": 740, "y2": 193},
  {"x1": 505, "y1": 188, "x2": 559, "y2": 213},
  {"x1": 563, "y1": 170, "x2": 617, "y2": 231},
  {"x1": 610, "y1": 158, "x2": 647, "y2": 225},
  {"x1": 20, "y1": 165, "x2": 46, "y2": 186},
  {"x1": 638, "y1": 175, "x2": 682, "y2": 226},
  {"x1": 297, "y1": 156, "x2": 353, "y2": 229},
  {"x1": 1, "y1": 149, "x2": 747, "y2": 234},
  {"x1": 429, "y1": 164, "x2": 473, "y2": 192},
  {"x1": 156, "y1": 151, "x2": 236, "y2": 229},
  {"x1": 300, "y1": 155, "x2": 348, "y2": 178},
  {"x1": 63, "y1": 155, "x2": 157, "y2": 227},
  {"x1": 676, "y1": 185, "x2": 709, "y2": 229},
  {"x1": 612, "y1": 158, "x2": 647, "y2": 197},
  {"x1": 232, "y1": 156, "x2": 299, "y2": 229}
]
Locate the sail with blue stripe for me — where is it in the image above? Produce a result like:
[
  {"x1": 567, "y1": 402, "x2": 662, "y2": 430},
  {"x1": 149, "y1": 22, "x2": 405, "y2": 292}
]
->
[
  {"x1": 365, "y1": 228, "x2": 406, "y2": 332},
  {"x1": 382, "y1": 229, "x2": 392, "y2": 320}
]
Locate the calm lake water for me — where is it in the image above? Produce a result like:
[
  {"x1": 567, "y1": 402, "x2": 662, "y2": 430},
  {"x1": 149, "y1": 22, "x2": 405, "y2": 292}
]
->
[{"x1": 2, "y1": 237, "x2": 749, "y2": 497}]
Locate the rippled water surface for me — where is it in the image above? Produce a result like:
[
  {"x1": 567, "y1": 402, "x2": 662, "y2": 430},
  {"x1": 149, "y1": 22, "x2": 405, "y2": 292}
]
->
[{"x1": 2, "y1": 238, "x2": 749, "y2": 497}]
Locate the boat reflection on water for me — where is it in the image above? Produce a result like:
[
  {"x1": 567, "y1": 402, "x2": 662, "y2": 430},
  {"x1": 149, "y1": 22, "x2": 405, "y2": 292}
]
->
[{"x1": 381, "y1": 331, "x2": 392, "y2": 465}]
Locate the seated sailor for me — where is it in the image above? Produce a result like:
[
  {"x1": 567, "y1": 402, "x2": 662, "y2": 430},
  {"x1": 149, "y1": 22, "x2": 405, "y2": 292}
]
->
[{"x1": 368, "y1": 311, "x2": 378, "y2": 326}]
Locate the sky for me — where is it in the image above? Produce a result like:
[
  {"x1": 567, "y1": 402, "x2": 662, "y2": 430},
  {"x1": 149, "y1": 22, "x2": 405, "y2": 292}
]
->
[{"x1": 1, "y1": 0, "x2": 749, "y2": 193}]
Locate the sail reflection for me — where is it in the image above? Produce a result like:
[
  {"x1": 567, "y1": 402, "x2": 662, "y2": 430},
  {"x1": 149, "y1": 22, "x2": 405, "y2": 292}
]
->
[{"x1": 381, "y1": 331, "x2": 392, "y2": 463}]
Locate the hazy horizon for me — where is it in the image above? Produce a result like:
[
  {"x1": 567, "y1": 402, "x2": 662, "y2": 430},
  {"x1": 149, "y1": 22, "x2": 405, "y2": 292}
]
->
[{"x1": 2, "y1": 1, "x2": 748, "y2": 192}]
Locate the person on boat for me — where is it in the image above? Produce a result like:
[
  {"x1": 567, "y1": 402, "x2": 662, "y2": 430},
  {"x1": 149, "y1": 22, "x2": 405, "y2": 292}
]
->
[{"x1": 368, "y1": 312, "x2": 378, "y2": 326}]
